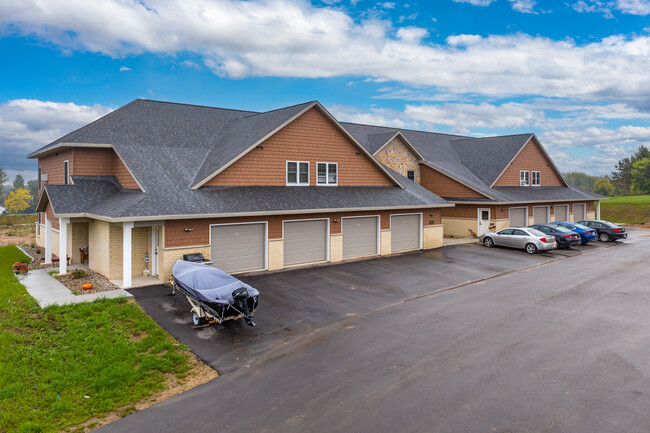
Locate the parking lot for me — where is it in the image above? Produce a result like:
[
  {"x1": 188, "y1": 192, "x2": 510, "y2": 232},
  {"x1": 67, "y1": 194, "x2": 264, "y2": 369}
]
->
[{"x1": 105, "y1": 229, "x2": 650, "y2": 433}]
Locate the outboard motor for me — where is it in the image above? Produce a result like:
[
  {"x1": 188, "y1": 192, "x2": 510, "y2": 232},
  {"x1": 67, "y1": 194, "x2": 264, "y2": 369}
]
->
[{"x1": 232, "y1": 287, "x2": 255, "y2": 327}]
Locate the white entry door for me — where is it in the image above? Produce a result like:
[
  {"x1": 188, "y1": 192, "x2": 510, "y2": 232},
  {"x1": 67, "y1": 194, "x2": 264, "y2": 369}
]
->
[
  {"x1": 151, "y1": 227, "x2": 160, "y2": 276},
  {"x1": 478, "y1": 208, "x2": 491, "y2": 235}
]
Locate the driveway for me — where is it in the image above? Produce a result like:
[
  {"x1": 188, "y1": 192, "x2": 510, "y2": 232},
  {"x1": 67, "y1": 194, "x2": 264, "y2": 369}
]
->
[{"x1": 103, "y1": 232, "x2": 650, "y2": 433}]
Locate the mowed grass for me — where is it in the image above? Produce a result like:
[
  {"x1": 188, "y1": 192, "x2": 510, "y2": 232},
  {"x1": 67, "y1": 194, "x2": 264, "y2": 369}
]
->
[
  {"x1": 601, "y1": 195, "x2": 650, "y2": 225},
  {"x1": 0, "y1": 245, "x2": 193, "y2": 432}
]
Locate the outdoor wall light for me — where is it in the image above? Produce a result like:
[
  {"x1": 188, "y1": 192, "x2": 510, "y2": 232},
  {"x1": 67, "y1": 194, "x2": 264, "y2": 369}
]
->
[
  {"x1": 256, "y1": 145, "x2": 264, "y2": 149},
  {"x1": 333, "y1": 219, "x2": 340, "y2": 223},
  {"x1": 184, "y1": 228, "x2": 194, "y2": 232},
  {"x1": 430, "y1": 212, "x2": 435, "y2": 216},
  {"x1": 355, "y1": 152, "x2": 361, "y2": 155}
]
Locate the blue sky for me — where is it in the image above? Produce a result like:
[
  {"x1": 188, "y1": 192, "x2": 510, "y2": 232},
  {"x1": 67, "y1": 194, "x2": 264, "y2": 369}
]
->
[{"x1": 1, "y1": 0, "x2": 650, "y2": 183}]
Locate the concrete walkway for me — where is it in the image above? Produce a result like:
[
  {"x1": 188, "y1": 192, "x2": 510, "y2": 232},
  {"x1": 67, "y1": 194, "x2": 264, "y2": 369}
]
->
[
  {"x1": 443, "y1": 236, "x2": 479, "y2": 246},
  {"x1": 18, "y1": 269, "x2": 132, "y2": 308}
]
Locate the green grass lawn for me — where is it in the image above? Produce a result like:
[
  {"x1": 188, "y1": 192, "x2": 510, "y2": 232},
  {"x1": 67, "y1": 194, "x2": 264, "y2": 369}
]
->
[
  {"x1": 601, "y1": 195, "x2": 650, "y2": 225},
  {"x1": 0, "y1": 245, "x2": 196, "y2": 432}
]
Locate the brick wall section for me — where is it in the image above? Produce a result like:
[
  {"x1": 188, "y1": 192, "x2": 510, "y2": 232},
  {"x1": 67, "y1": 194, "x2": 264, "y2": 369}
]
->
[
  {"x1": 493, "y1": 138, "x2": 564, "y2": 187},
  {"x1": 164, "y1": 208, "x2": 442, "y2": 248},
  {"x1": 420, "y1": 165, "x2": 487, "y2": 198},
  {"x1": 204, "y1": 107, "x2": 393, "y2": 187},
  {"x1": 375, "y1": 137, "x2": 421, "y2": 184}
]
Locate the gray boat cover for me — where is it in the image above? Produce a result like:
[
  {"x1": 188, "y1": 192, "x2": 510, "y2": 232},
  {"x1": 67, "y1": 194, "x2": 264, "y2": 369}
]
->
[{"x1": 172, "y1": 260, "x2": 259, "y2": 305}]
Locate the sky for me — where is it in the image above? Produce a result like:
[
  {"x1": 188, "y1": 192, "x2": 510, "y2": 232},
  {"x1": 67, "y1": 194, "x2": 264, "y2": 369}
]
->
[{"x1": 1, "y1": 0, "x2": 650, "y2": 184}]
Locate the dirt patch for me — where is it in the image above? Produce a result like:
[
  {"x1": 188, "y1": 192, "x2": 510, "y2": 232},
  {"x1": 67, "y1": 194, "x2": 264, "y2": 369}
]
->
[
  {"x1": 56, "y1": 270, "x2": 120, "y2": 295},
  {"x1": 0, "y1": 223, "x2": 35, "y2": 247},
  {"x1": 73, "y1": 352, "x2": 218, "y2": 432}
]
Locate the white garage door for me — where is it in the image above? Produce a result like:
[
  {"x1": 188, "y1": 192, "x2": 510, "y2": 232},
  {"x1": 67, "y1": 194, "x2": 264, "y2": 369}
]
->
[
  {"x1": 391, "y1": 214, "x2": 420, "y2": 253},
  {"x1": 210, "y1": 223, "x2": 265, "y2": 273},
  {"x1": 533, "y1": 206, "x2": 548, "y2": 224},
  {"x1": 555, "y1": 205, "x2": 568, "y2": 222},
  {"x1": 342, "y1": 217, "x2": 378, "y2": 259},
  {"x1": 284, "y1": 219, "x2": 328, "y2": 266},
  {"x1": 573, "y1": 203, "x2": 586, "y2": 222},
  {"x1": 509, "y1": 208, "x2": 527, "y2": 227}
]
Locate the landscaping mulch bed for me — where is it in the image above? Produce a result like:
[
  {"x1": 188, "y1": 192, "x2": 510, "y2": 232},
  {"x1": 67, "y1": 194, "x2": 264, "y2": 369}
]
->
[
  {"x1": 16, "y1": 244, "x2": 47, "y2": 270},
  {"x1": 56, "y1": 270, "x2": 120, "y2": 295}
]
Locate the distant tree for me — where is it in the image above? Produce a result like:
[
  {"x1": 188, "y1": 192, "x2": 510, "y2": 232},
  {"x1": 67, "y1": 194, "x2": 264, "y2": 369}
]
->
[
  {"x1": 13, "y1": 174, "x2": 25, "y2": 190},
  {"x1": 631, "y1": 157, "x2": 650, "y2": 194},
  {"x1": 26, "y1": 179, "x2": 39, "y2": 213},
  {"x1": 593, "y1": 178, "x2": 614, "y2": 196},
  {"x1": 611, "y1": 145, "x2": 650, "y2": 195},
  {"x1": 562, "y1": 172, "x2": 599, "y2": 192},
  {"x1": 4, "y1": 188, "x2": 31, "y2": 214}
]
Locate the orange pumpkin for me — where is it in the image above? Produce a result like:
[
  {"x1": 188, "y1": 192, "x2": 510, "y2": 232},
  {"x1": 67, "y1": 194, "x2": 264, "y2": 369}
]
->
[{"x1": 82, "y1": 283, "x2": 93, "y2": 290}]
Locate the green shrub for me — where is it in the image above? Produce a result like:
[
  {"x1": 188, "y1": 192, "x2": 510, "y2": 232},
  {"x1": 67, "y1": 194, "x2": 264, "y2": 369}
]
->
[{"x1": 71, "y1": 270, "x2": 86, "y2": 279}]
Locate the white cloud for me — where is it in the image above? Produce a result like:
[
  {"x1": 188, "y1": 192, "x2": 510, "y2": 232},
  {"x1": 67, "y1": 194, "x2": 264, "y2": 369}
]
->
[
  {"x1": 119, "y1": 66, "x2": 131, "y2": 71},
  {"x1": 571, "y1": 0, "x2": 650, "y2": 16},
  {"x1": 616, "y1": 0, "x2": 650, "y2": 15},
  {"x1": 0, "y1": 99, "x2": 112, "y2": 177},
  {"x1": 452, "y1": 0, "x2": 496, "y2": 5},
  {"x1": 379, "y1": 2, "x2": 395, "y2": 9},
  {"x1": 509, "y1": 0, "x2": 537, "y2": 13}
]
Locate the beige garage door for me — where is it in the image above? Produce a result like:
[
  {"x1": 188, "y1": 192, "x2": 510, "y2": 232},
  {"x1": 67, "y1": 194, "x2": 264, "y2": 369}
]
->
[
  {"x1": 391, "y1": 214, "x2": 420, "y2": 253},
  {"x1": 555, "y1": 205, "x2": 568, "y2": 222},
  {"x1": 210, "y1": 223, "x2": 265, "y2": 273},
  {"x1": 509, "y1": 208, "x2": 527, "y2": 227},
  {"x1": 284, "y1": 219, "x2": 328, "y2": 266},
  {"x1": 573, "y1": 203, "x2": 585, "y2": 221},
  {"x1": 343, "y1": 217, "x2": 378, "y2": 259},
  {"x1": 533, "y1": 206, "x2": 548, "y2": 224}
]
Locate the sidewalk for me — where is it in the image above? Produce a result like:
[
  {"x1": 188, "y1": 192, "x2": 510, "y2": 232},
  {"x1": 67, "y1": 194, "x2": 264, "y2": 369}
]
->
[
  {"x1": 443, "y1": 237, "x2": 480, "y2": 246},
  {"x1": 18, "y1": 269, "x2": 132, "y2": 308}
]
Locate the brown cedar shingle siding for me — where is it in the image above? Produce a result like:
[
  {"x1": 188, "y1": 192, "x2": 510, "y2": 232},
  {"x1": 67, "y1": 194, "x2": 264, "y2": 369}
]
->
[
  {"x1": 420, "y1": 164, "x2": 487, "y2": 198},
  {"x1": 164, "y1": 208, "x2": 441, "y2": 248},
  {"x1": 72, "y1": 148, "x2": 116, "y2": 176},
  {"x1": 114, "y1": 155, "x2": 140, "y2": 189},
  {"x1": 493, "y1": 139, "x2": 564, "y2": 187},
  {"x1": 39, "y1": 150, "x2": 73, "y2": 189},
  {"x1": 45, "y1": 202, "x2": 59, "y2": 230},
  {"x1": 204, "y1": 108, "x2": 392, "y2": 187}
]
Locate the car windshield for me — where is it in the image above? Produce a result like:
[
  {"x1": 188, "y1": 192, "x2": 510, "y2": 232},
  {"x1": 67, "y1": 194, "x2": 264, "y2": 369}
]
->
[
  {"x1": 527, "y1": 228, "x2": 545, "y2": 237},
  {"x1": 573, "y1": 223, "x2": 590, "y2": 230},
  {"x1": 555, "y1": 226, "x2": 573, "y2": 233}
]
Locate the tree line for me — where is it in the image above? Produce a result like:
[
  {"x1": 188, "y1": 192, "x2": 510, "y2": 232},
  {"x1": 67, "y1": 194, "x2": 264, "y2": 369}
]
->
[{"x1": 0, "y1": 167, "x2": 38, "y2": 214}]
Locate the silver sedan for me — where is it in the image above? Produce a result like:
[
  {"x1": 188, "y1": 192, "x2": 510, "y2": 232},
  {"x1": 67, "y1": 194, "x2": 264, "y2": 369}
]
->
[{"x1": 480, "y1": 227, "x2": 557, "y2": 254}]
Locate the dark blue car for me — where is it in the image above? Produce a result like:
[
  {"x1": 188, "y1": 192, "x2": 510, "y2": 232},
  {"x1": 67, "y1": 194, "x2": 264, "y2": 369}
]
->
[{"x1": 548, "y1": 221, "x2": 598, "y2": 244}]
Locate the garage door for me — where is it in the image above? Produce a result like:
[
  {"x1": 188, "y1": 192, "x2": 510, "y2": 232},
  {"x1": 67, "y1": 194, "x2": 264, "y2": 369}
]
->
[
  {"x1": 573, "y1": 203, "x2": 585, "y2": 222},
  {"x1": 509, "y1": 208, "x2": 527, "y2": 227},
  {"x1": 210, "y1": 223, "x2": 265, "y2": 273},
  {"x1": 284, "y1": 219, "x2": 328, "y2": 266},
  {"x1": 555, "y1": 205, "x2": 568, "y2": 222},
  {"x1": 342, "y1": 217, "x2": 378, "y2": 259},
  {"x1": 533, "y1": 206, "x2": 548, "y2": 224},
  {"x1": 391, "y1": 214, "x2": 420, "y2": 253}
]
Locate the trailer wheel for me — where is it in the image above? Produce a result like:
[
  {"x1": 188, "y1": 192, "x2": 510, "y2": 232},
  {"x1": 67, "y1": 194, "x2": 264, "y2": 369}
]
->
[{"x1": 192, "y1": 312, "x2": 205, "y2": 326}]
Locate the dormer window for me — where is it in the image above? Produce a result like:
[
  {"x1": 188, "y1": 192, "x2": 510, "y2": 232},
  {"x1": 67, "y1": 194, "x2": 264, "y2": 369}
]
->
[
  {"x1": 287, "y1": 161, "x2": 309, "y2": 186},
  {"x1": 520, "y1": 170, "x2": 529, "y2": 186},
  {"x1": 531, "y1": 171, "x2": 541, "y2": 186},
  {"x1": 317, "y1": 162, "x2": 337, "y2": 186}
]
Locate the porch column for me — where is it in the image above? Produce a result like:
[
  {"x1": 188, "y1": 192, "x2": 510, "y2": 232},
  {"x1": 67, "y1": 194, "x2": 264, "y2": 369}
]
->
[
  {"x1": 44, "y1": 215, "x2": 52, "y2": 264},
  {"x1": 596, "y1": 201, "x2": 601, "y2": 220},
  {"x1": 59, "y1": 217, "x2": 69, "y2": 274},
  {"x1": 123, "y1": 221, "x2": 134, "y2": 288}
]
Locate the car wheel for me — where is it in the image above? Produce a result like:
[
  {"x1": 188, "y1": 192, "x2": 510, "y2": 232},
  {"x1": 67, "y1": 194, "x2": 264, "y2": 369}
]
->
[
  {"x1": 525, "y1": 243, "x2": 538, "y2": 254},
  {"x1": 483, "y1": 237, "x2": 494, "y2": 247},
  {"x1": 599, "y1": 232, "x2": 611, "y2": 242}
]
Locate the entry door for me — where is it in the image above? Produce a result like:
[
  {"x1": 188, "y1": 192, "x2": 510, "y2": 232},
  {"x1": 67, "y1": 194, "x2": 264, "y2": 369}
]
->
[
  {"x1": 151, "y1": 227, "x2": 159, "y2": 276},
  {"x1": 555, "y1": 205, "x2": 568, "y2": 222},
  {"x1": 478, "y1": 209, "x2": 491, "y2": 235}
]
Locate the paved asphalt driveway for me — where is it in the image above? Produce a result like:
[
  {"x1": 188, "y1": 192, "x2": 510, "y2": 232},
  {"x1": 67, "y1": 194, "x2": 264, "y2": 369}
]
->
[{"x1": 101, "y1": 230, "x2": 650, "y2": 433}]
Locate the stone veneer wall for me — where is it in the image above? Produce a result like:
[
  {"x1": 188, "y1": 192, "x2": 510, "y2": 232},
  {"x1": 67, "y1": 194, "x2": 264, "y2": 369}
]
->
[{"x1": 374, "y1": 137, "x2": 420, "y2": 184}]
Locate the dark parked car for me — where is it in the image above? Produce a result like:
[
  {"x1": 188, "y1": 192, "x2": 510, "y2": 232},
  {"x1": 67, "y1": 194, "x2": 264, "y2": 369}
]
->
[
  {"x1": 578, "y1": 220, "x2": 628, "y2": 242},
  {"x1": 547, "y1": 222, "x2": 598, "y2": 244},
  {"x1": 528, "y1": 224, "x2": 581, "y2": 248}
]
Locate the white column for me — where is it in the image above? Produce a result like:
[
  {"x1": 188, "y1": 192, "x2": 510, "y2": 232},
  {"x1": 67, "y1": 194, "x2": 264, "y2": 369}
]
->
[
  {"x1": 45, "y1": 215, "x2": 52, "y2": 264},
  {"x1": 59, "y1": 217, "x2": 69, "y2": 274},
  {"x1": 596, "y1": 201, "x2": 601, "y2": 220},
  {"x1": 123, "y1": 222, "x2": 134, "y2": 288}
]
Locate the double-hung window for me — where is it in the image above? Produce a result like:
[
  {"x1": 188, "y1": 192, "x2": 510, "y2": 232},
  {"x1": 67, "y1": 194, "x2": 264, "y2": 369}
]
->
[
  {"x1": 287, "y1": 161, "x2": 309, "y2": 185},
  {"x1": 520, "y1": 170, "x2": 530, "y2": 186},
  {"x1": 531, "y1": 171, "x2": 541, "y2": 186},
  {"x1": 317, "y1": 162, "x2": 337, "y2": 186},
  {"x1": 407, "y1": 170, "x2": 415, "y2": 181},
  {"x1": 64, "y1": 160, "x2": 69, "y2": 185}
]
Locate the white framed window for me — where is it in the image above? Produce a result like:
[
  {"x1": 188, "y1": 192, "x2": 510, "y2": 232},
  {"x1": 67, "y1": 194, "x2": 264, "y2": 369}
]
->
[
  {"x1": 286, "y1": 161, "x2": 309, "y2": 185},
  {"x1": 531, "y1": 171, "x2": 541, "y2": 186},
  {"x1": 520, "y1": 170, "x2": 530, "y2": 186},
  {"x1": 407, "y1": 170, "x2": 415, "y2": 181},
  {"x1": 317, "y1": 162, "x2": 338, "y2": 186},
  {"x1": 64, "y1": 160, "x2": 69, "y2": 185}
]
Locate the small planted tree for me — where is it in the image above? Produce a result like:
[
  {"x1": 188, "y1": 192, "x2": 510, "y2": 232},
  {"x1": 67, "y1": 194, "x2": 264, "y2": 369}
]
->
[{"x1": 4, "y1": 188, "x2": 32, "y2": 214}]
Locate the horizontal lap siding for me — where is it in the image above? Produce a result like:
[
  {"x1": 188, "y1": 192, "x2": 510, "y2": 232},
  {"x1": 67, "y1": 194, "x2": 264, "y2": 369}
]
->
[
  {"x1": 164, "y1": 208, "x2": 441, "y2": 248},
  {"x1": 39, "y1": 150, "x2": 73, "y2": 188},
  {"x1": 493, "y1": 139, "x2": 564, "y2": 187},
  {"x1": 72, "y1": 148, "x2": 115, "y2": 176},
  {"x1": 420, "y1": 165, "x2": 487, "y2": 198},
  {"x1": 114, "y1": 155, "x2": 140, "y2": 189},
  {"x1": 441, "y1": 201, "x2": 596, "y2": 220},
  {"x1": 204, "y1": 107, "x2": 392, "y2": 187}
]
